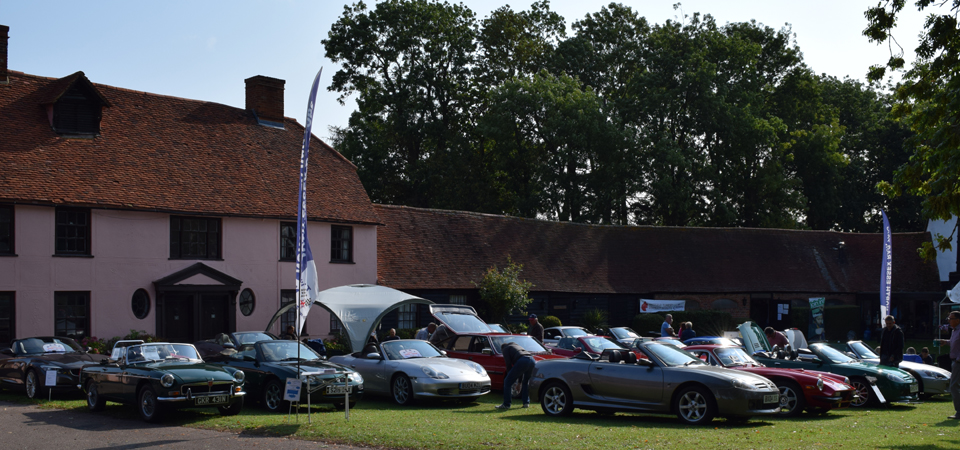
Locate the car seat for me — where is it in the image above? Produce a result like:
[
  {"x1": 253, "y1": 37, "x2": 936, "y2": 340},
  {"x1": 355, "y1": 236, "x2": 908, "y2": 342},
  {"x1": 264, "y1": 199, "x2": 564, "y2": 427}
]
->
[
  {"x1": 624, "y1": 351, "x2": 638, "y2": 364},
  {"x1": 609, "y1": 351, "x2": 622, "y2": 363}
]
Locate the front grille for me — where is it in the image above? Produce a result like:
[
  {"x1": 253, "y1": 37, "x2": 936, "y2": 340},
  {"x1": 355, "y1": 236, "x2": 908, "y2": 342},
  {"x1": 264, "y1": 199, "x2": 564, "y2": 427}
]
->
[
  {"x1": 437, "y1": 387, "x2": 491, "y2": 396},
  {"x1": 183, "y1": 381, "x2": 233, "y2": 395}
]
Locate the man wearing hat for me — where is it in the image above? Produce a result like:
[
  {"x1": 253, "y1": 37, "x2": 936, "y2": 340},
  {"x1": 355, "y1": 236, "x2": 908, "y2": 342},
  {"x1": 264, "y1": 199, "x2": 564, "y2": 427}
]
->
[{"x1": 528, "y1": 314, "x2": 544, "y2": 345}]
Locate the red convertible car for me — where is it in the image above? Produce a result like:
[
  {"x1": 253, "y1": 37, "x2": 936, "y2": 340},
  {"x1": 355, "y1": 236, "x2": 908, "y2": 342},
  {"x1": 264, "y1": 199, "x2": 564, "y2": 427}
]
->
[
  {"x1": 685, "y1": 344, "x2": 856, "y2": 417},
  {"x1": 429, "y1": 305, "x2": 564, "y2": 392}
]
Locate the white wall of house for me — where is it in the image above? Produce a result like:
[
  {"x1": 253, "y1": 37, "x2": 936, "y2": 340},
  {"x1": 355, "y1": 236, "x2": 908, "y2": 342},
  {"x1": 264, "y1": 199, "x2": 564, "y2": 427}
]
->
[{"x1": 0, "y1": 205, "x2": 377, "y2": 341}]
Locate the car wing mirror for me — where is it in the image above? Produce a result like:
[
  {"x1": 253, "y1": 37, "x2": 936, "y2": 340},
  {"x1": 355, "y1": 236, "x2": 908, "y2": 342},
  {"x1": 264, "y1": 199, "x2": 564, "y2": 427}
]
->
[
  {"x1": 0, "y1": 347, "x2": 13, "y2": 356},
  {"x1": 481, "y1": 348, "x2": 493, "y2": 356},
  {"x1": 365, "y1": 352, "x2": 382, "y2": 360},
  {"x1": 440, "y1": 350, "x2": 447, "y2": 356},
  {"x1": 637, "y1": 358, "x2": 653, "y2": 367}
]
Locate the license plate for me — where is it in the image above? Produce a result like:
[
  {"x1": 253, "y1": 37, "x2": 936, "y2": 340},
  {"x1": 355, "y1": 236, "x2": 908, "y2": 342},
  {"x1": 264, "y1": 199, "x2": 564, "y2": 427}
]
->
[
  {"x1": 460, "y1": 382, "x2": 481, "y2": 390},
  {"x1": 763, "y1": 394, "x2": 779, "y2": 404},
  {"x1": 195, "y1": 395, "x2": 228, "y2": 406},
  {"x1": 909, "y1": 384, "x2": 919, "y2": 393},
  {"x1": 326, "y1": 385, "x2": 350, "y2": 395}
]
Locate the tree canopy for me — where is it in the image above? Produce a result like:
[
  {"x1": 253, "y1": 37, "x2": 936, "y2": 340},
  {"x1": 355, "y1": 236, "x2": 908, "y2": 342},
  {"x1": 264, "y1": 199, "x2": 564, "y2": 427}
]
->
[{"x1": 325, "y1": 1, "x2": 921, "y2": 232}]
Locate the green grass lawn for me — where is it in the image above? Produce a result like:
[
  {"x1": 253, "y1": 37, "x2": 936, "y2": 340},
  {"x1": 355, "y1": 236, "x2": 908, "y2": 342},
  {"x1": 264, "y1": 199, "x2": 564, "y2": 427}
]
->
[{"x1": 3, "y1": 388, "x2": 960, "y2": 449}]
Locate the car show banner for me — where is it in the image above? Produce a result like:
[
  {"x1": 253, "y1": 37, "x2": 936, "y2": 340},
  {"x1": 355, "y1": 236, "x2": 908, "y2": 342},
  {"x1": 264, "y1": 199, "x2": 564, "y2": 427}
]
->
[
  {"x1": 879, "y1": 210, "x2": 892, "y2": 325},
  {"x1": 639, "y1": 299, "x2": 686, "y2": 313},
  {"x1": 808, "y1": 297, "x2": 825, "y2": 341},
  {"x1": 294, "y1": 68, "x2": 323, "y2": 336}
]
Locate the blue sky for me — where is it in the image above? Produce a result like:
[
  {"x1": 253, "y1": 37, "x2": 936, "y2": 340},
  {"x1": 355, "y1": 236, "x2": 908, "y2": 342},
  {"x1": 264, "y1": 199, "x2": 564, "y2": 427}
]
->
[{"x1": 4, "y1": 1, "x2": 940, "y2": 142}]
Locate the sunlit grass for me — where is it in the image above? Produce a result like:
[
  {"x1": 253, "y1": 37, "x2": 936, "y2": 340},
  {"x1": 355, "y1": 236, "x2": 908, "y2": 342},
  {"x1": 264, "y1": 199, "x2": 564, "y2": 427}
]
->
[{"x1": 4, "y1": 388, "x2": 960, "y2": 449}]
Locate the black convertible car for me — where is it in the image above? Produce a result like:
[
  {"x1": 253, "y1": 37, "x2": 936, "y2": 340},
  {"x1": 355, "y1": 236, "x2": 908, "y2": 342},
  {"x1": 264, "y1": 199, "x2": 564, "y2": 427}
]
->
[{"x1": 0, "y1": 336, "x2": 108, "y2": 399}]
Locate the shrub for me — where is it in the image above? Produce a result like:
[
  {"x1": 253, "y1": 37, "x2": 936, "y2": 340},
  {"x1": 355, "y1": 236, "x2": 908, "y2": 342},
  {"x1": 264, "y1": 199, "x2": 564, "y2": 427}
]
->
[
  {"x1": 80, "y1": 336, "x2": 107, "y2": 354},
  {"x1": 632, "y1": 313, "x2": 665, "y2": 336},
  {"x1": 581, "y1": 308, "x2": 609, "y2": 335},
  {"x1": 504, "y1": 322, "x2": 529, "y2": 335},
  {"x1": 541, "y1": 315, "x2": 562, "y2": 328},
  {"x1": 323, "y1": 331, "x2": 352, "y2": 356},
  {"x1": 474, "y1": 257, "x2": 534, "y2": 323}
]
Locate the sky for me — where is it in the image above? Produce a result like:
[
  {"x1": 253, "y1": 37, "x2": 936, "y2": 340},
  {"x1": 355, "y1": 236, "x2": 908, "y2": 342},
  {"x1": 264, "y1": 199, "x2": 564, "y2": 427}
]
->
[{"x1": 4, "y1": 1, "x2": 944, "y2": 142}]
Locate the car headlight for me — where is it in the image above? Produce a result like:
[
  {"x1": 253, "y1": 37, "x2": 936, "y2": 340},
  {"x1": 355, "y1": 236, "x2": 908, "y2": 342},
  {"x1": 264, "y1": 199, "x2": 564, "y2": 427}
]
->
[
  {"x1": 843, "y1": 377, "x2": 851, "y2": 385},
  {"x1": 884, "y1": 372, "x2": 906, "y2": 383},
  {"x1": 161, "y1": 373, "x2": 175, "y2": 388},
  {"x1": 816, "y1": 378, "x2": 824, "y2": 391},
  {"x1": 422, "y1": 366, "x2": 449, "y2": 379},
  {"x1": 233, "y1": 370, "x2": 245, "y2": 384},
  {"x1": 921, "y1": 370, "x2": 949, "y2": 380},
  {"x1": 470, "y1": 362, "x2": 487, "y2": 376},
  {"x1": 731, "y1": 378, "x2": 758, "y2": 390},
  {"x1": 349, "y1": 372, "x2": 364, "y2": 384}
]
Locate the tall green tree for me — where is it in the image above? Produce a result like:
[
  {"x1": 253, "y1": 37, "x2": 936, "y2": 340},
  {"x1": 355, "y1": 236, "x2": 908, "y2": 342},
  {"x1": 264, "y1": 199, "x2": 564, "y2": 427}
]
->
[
  {"x1": 865, "y1": 0, "x2": 960, "y2": 255},
  {"x1": 324, "y1": 0, "x2": 478, "y2": 208},
  {"x1": 474, "y1": 258, "x2": 534, "y2": 323}
]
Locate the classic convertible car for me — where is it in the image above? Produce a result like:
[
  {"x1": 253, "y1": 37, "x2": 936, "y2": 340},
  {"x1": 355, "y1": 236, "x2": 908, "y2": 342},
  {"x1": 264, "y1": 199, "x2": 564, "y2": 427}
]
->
[
  {"x1": 685, "y1": 344, "x2": 856, "y2": 416},
  {"x1": 550, "y1": 336, "x2": 640, "y2": 359},
  {"x1": 330, "y1": 339, "x2": 490, "y2": 405},
  {"x1": 529, "y1": 342, "x2": 781, "y2": 424},
  {"x1": 0, "y1": 336, "x2": 108, "y2": 399},
  {"x1": 194, "y1": 331, "x2": 278, "y2": 359},
  {"x1": 739, "y1": 322, "x2": 918, "y2": 406},
  {"x1": 208, "y1": 340, "x2": 363, "y2": 412},
  {"x1": 80, "y1": 341, "x2": 246, "y2": 422},
  {"x1": 825, "y1": 340, "x2": 951, "y2": 398}
]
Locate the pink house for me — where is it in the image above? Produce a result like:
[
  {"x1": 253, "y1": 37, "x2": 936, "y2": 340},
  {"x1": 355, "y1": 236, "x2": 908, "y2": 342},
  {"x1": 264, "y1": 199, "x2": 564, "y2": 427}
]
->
[{"x1": 0, "y1": 25, "x2": 380, "y2": 344}]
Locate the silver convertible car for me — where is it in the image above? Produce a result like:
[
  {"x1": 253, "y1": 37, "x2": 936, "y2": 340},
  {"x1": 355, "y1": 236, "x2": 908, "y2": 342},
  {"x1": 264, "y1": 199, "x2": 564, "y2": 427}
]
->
[
  {"x1": 529, "y1": 341, "x2": 781, "y2": 424},
  {"x1": 330, "y1": 339, "x2": 491, "y2": 405}
]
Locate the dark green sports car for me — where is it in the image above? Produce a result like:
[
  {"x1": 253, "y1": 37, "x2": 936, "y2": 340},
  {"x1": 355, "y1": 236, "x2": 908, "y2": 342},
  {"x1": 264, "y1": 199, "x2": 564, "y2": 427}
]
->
[{"x1": 80, "y1": 341, "x2": 246, "y2": 422}]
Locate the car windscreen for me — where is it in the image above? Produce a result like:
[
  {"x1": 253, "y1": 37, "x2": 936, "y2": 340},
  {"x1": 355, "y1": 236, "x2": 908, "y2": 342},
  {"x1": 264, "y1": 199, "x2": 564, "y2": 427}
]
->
[
  {"x1": 234, "y1": 332, "x2": 275, "y2": 345},
  {"x1": 643, "y1": 343, "x2": 705, "y2": 367},
  {"x1": 260, "y1": 341, "x2": 322, "y2": 362},
  {"x1": 491, "y1": 335, "x2": 548, "y2": 354},
  {"x1": 16, "y1": 337, "x2": 83, "y2": 355},
  {"x1": 130, "y1": 344, "x2": 200, "y2": 363},
  {"x1": 433, "y1": 311, "x2": 491, "y2": 333},
  {"x1": 382, "y1": 340, "x2": 443, "y2": 360},
  {"x1": 810, "y1": 343, "x2": 856, "y2": 363},
  {"x1": 582, "y1": 336, "x2": 624, "y2": 351},
  {"x1": 610, "y1": 328, "x2": 639, "y2": 340},
  {"x1": 714, "y1": 347, "x2": 761, "y2": 366},
  {"x1": 487, "y1": 324, "x2": 508, "y2": 333},
  {"x1": 849, "y1": 341, "x2": 879, "y2": 359},
  {"x1": 564, "y1": 328, "x2": 588, "y2": 338}
]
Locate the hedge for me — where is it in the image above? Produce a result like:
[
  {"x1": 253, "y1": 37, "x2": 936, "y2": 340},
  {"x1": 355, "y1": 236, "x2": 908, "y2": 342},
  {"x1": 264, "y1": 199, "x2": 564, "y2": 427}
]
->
[{"x1": 632, "y1": 310, "x2": 737, "y2": 338}]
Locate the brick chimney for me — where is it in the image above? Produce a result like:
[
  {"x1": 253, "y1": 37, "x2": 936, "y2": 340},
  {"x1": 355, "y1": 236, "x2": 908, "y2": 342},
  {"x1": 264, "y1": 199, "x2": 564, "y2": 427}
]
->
[
  {"x1": 245, "y1": 75, "x2": 285, "y2": 126},
  {"x1": 1, "y1": 25, "x2": 9, "y2": 84}
]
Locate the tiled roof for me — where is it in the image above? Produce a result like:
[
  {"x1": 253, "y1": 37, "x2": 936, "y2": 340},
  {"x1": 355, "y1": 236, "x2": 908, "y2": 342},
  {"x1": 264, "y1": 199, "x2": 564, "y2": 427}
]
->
[
  {"x1": 375, "y1": 205, "x2": 942, "y2": 294},
  {"x1": 0, "y1": 71, "x2": 379, "y2": 224}
]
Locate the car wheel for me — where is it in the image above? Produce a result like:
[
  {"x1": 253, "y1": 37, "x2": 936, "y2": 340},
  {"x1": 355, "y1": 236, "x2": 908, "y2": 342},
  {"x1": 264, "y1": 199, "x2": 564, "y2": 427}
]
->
[
  {"x1": 392, "y1": 374, "x2": 415, "y2": 406},
  {"x1": 777, "y1": 381, "x2": 805, "y2": 417},
  {"x1": 675, "y1": 386, "x2": 716, "y2": 425},
  {"x1": 25, "y1": 369, "x2": 45, "y2": 400},
  {"x1": 138, "y1": 386, "x2": 165, "y2": 423},
  {"x1": 262, "y1": 379, "x2": 287, "y2": 413},
  {"x1": 218, "y1": 397, "x2": 243, "y2": 416},
  {"x1": 86, "y1": 379, "x2": 106, "y2": 412},
  {"x1": 540, "y1": 382, "x2": 574, "y2": 417},
  {"x1": 334, "y1": 400, "x2": 357, "y2": 410},
  {"x1": 849, "y1": 377, "x2": 873, "y2": 407}
]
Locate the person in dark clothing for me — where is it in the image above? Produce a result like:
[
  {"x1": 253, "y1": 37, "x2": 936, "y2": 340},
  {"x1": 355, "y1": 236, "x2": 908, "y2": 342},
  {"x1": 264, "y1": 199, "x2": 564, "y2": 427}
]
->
[
  {"x1": 764, "y1": 327, "x2": 789, "y2": 348},
  {"x1": 921, "y1": 347, "x2": 934, "y2": 365},
  {"x1": 384, "y1": 328, "x2": 401, "y2": 341},
  {"x1": 527, "y1": 314, "x2": 544, "y2": 344},
  {"x1": 679, "y1": 322, "x2": 696, "y2": 341},
  {"x1": 496, "y1": 341, "x2": 536, "y2": 410},
  {"x1": 879, "y1": 315, "x2": 904, "y2": 367},
  {"x1": 281, "y1": 325, "x2": 298, "y2": 340}
]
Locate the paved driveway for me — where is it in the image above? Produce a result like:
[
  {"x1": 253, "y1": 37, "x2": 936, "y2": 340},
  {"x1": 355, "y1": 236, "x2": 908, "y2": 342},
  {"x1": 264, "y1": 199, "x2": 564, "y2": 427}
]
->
[{"x1": 0, "y1": 400, "x2": 365, "y2": 450}]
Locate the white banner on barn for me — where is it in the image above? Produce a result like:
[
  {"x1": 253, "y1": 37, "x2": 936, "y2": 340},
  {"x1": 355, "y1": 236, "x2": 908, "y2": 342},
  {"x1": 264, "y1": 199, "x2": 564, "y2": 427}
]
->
[{"x1": 639, "y1": 299, "x2": 686, "y2": 313}]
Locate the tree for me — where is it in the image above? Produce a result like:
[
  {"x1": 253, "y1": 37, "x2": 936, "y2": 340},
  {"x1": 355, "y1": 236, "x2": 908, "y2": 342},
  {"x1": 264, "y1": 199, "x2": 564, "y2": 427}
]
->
[
  {"x1": 474, "y1": 258, "x2": 534, "y2": 323},
  {"x1": 865, "y1": 0, "x2": 960, "y2": 256}
]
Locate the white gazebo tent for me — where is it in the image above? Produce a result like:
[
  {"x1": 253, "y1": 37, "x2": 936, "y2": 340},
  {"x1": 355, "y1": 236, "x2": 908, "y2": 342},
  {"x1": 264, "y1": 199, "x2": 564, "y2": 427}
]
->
[{"x1": 266, "y1": 284, "x2": 433, "y2": 353}]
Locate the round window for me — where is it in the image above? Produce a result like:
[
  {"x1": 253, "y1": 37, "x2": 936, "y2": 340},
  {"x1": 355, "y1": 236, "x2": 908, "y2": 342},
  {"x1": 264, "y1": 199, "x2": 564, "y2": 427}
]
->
[
  {"x1": 132, "y1": 289, "x2": 151, "y2": 319},
  {"x1": 239, "y1": 289, "x2": 255, "y2": 316}
]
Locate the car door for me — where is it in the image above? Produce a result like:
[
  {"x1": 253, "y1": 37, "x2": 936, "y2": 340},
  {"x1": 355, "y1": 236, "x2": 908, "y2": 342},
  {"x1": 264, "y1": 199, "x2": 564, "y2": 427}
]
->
[
  {"x1": 348, "y1": 352, "x2": 391, "y2": 394},
  {"x1": 588, "y1": 356, "x2": 664, "y2": 406}
]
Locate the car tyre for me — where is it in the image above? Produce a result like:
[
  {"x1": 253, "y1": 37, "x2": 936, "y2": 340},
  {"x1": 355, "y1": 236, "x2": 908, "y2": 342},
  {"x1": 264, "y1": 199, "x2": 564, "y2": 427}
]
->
[
  {"x1": 138, "y1": 386, "x2": 165, "y2": 423},
  {"x1": 86, "y1": 379, "x2": 106, "y2": 412},
  {"x1": 540, "y1": 382, "x2": 574, "y2": 417},
  {"x1": 25, "y1": 369, "x2": 46, "y2": 400},
  {"x1": 777, "y1": 381, "x2": 805, "y2": 417},
  {"x1": 849, "y1": 377, "x2": 874, "y2": 407},
  {"x1": 218, "y1": 397, "x2": 243, "y2": 416},
  {"x1": 392, "y1": 374, "x2": 415, "y2": 406},
  {"x1": 262, "y1": 379, "x2": 287, "y2": 413},
  {"x1": 675, "y1": 386, "x2": 716, "y2": 425}
]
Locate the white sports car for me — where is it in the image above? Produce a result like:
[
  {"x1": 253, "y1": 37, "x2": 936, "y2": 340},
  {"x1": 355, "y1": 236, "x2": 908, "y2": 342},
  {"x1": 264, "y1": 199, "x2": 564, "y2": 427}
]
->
[{"x1": 330, "y1": 339, "x2": 491, "y2": 405}]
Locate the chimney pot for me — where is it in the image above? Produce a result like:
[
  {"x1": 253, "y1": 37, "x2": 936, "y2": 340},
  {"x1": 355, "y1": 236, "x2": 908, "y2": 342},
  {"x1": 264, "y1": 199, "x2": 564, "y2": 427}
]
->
[{"x1": 245, "y1": 75, "x2": 285, "y2": 126}]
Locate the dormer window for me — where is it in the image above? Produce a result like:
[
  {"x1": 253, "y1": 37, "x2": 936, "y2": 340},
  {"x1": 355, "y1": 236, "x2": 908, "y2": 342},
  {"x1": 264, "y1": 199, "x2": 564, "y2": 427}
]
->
[{"x1": 53, "y1": 85, "x2": 102, "y2": 135}]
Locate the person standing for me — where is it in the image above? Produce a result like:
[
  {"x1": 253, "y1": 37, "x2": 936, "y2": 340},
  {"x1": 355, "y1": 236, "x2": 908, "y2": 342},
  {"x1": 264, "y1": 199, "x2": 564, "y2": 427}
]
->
[
  {"x1": 496, "y1": 341, "x2": 536, "y2": 410},
  {"x1": 415, "y1": 322, "x2": 437, "y2": 340},
  {"x1": 660, "y1": 314, "x2": 674, "y2": 337},
  {"x1": 281, "y1": 325, "x2": 298, "y2": 340},
  {"x1": 384, "y1": 328, "x2": 401, "y2": 341},
  {"x1": 527, "y1": 314, "x2": 544, "y2": 344},
  {"x1": 879, "y1": 315, "x2": 904, "y2": 367},
  {"x1": 679, "y1": 322, "x2": 696, "y2": 341},
  {"x1": 764, "y1": 327, "x2": 789, "y2": 348},
  {"x1": 937, "y1": 311, "x2": 960, "y2": 419}
]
